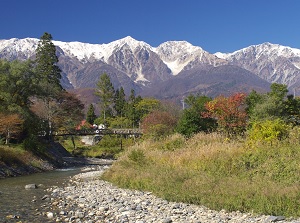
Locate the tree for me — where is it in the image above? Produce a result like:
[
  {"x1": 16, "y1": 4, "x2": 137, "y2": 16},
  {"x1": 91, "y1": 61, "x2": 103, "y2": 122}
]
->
[
  {"x1": 203, "y1": 93, "x2": 248, "y2": 136},
  {"x1": 52, "y1": 92, "x2": 84, "y2": 131},
  {"x1": 35, "y1": 32, "x2": 63, "y2": 98},
  {"x1": 125, "y1": 89, "x2": 142, "y2": 127},
  {"x1": 86, "y1": 104, "x2": 97, "y2": 124},
  {"x1": 0, "y1": 113, "x2": 24, "y2": 144},
  {"x1": 283, "y1": 95, "x2": 300, "y2": 125},
  {"x1": 269, "y1": 83, "x2": 288, "y2": 100},
  {"x1": 245, "y1": 90, "x2": 263, "y2": 116},
  {"x1": 141, "y1": 110, "x2": 177, "y2": 138},
  {"x1": 34, "y1": 32, "x2": 63, "y2": 138},
  {"x1": 31, "y1": 92, "x2": 84, "y2": 133},
  {"x1": 135, "y1": 98, "x2": 160, "y2": 119},
  {"x1": 248, "y1": 84, "x2": 289, "y2": 122},
  {"x1": 95, "y1": 73, "x2": 115, "y2": 120},
  {"x1": 0, "y1": 60, "x2": 37, "y2": 113},
  {"x1": 176, "y1": 95, "x2": 216, "y2": 137},
  {"x1": 114, "y1": 87, "x2": 127, "y2": 117}
]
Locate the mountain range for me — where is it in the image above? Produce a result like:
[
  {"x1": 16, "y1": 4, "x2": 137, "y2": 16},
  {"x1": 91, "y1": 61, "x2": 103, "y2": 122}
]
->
[{"x1": 1, "y1": 36, "x2": 300, "y2": 104}]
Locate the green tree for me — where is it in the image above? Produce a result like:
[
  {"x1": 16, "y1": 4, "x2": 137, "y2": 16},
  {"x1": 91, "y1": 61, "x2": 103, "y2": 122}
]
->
[
  {"x1": 35, "y1": 32, "x2": 63, "y2": 98},
  {"x1": 0, "y1": 60, "x2": 41, "y2": 142},
  {"x1": 245, "y1": 90, "x2": 263, "y2": 116},
  {"x1": 125, "y1": 89, "x2": 142, "y2": 127},
  {"x1": 34, "y1": 32, "x2": 63, "y2": 138},
  {"x1": 269, "y1": 83, "x2": 288, "y2": 100},
  {"x1": 249, "y1": 83, "x2": 289, "y2": 122},
  {"x1": 114, "y1": 87, "x2": 127, "y2": 117},
  {"x1": 0, "y1": 60, "x2": 37, "y2": 113},
  {"x1": 86, "y1": 104, "x2": 97, "y2": 124},
  {"x1": 135, "y1": 98, "x2": 160, "y2": 119},
  {"x1": 283, "y1": 95, "x2": 300, "y2": 125},
  {"x1": 176, "y1": 95, "x2": 216, "y2": 137},
  {"x1": 95, "y1": 73, "x2": 115, "y2": 120}
]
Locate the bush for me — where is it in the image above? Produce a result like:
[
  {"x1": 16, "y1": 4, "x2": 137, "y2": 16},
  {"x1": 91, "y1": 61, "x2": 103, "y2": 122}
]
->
[
  {"x1": 128, "y1": 149, "x2": 146, "y2": 166},
  {"x1": 247, "y1": 119, "x2": 290, "y2": 144},
  {"x1": 23, "y1": 135, "x2": 45, "y2": 153},
  {"x1": 159, "y1": 134, "x2": 185, "y2": 151}
]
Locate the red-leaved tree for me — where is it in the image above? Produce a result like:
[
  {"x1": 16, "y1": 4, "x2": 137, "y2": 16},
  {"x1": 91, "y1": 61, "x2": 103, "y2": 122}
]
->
[
  {"x1": 202, "y1": 93, "x2": 248, "y2": 136},
  {"x1": 141, "y1": 110, "x2": 177, "y2": 138}
]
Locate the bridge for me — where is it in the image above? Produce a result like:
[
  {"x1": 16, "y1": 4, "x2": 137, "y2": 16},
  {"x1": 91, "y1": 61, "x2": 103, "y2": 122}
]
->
[{"x1": 52, "y1": 128, "x2": 142, "y2": 137}]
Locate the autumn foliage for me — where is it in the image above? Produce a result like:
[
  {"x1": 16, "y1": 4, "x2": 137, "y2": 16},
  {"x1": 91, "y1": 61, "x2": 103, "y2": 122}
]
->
[
  {"x1": 0, "y1": 113, "x2": 24, "y2": 144},
  {"x1": 141, "y1": 110, "x2": 177, "y2": 138},
  {"x1": 202, "y1": 93, "x2": 248, "y2": 135}
]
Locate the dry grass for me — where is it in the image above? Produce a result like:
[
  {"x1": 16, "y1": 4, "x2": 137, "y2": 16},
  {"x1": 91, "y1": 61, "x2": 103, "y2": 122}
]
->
[{"x1": 102, "y1": 132, "x2": 300, "y2": 217}]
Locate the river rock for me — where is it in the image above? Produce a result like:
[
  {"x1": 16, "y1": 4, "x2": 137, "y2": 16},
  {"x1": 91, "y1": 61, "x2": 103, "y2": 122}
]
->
[
  {"x1": 46, "y1": 212, "x2": 54, "y2": 219},
  {"x1": 40, "y1": 165, "x2": 300, "y2": 223},
  {"x1": 25, "y1": 184, "x2": 37, "y2": 189}
]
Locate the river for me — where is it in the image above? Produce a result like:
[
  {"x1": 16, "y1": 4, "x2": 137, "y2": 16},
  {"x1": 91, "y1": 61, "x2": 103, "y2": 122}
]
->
[{"x1": 0, "y1": 167, "x2": 82, "y2": 223}]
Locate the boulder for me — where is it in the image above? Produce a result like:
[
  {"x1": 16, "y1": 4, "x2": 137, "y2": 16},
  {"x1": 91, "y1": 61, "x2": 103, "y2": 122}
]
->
[{"x1": 25, "y1": 184, "x2": 37, "y2": 189}]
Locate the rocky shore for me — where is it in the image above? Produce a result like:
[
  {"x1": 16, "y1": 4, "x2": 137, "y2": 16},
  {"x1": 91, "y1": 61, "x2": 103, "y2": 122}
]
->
[{"x1": 43, "y1": 165, "x2": 300, "y2": 223}]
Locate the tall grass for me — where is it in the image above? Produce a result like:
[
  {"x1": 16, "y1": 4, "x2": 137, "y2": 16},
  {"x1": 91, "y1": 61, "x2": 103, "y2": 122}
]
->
[{"x1": 102, "y1": 132, "x2": 300, "y2": 217}]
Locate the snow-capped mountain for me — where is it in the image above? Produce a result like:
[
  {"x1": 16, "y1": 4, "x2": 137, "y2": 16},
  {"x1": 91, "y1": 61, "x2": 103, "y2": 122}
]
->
[
  {"x1": 0, "y1": 36, "x2": 229, "y2": 91},
  {"x1": 214, "y1": 42, "x2": 300, "y2": 91},
  {"x1": 155, "y1": 41, "x2": 227, "y2": 75},
  {"x1": 1, "y1": 36, "x2": 300, "y2": 99}
]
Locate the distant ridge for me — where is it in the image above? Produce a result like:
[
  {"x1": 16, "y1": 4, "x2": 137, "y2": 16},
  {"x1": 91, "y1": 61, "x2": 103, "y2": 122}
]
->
[{"x1": 1, "y1": 36, "x2": 300, "y2": 104}]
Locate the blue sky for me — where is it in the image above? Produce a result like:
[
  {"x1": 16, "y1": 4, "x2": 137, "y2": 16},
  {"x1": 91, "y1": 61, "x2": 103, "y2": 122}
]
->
[{"x1": 1, "y1": 0, "x2": 300, "y2": 53}]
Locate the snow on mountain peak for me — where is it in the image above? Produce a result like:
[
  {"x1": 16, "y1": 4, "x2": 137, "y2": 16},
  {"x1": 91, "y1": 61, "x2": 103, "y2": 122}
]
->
[
  {"x1": 0, "y1": 38, "x2": 39, "y2": 59},
  {"x1": 53, "y1": 40, "x2": 105, "y2": 62},
  {"x1": 106, "y1": 36, "x2": 153, "y2": 52},
  {"x1": 154, "y1": 41, "x2": 209, "y2": 75},
  {"x1": 224, "y1": 42, "x2": 300, "y2": 60}
]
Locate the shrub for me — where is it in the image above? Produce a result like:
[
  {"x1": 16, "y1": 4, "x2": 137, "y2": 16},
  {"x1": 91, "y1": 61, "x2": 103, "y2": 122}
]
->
[
  {"x1": 128, "y1": 149, "x2": 146, "y2": 166},
  {"x1": 247, "y1": 119, "x2": 290, "y2": 144},
  {"x1": 159, "y1": 134, "x2": 185, "y2": 151}
]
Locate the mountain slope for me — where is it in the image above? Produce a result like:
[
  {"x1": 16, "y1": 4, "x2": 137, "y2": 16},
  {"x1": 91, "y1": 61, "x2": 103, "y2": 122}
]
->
[
  {"x1": 216, "y1": 42, "x2": 300, "y2": 92},
  {"x1": 141, "y1": 64, "x2": 271, "y2": 99},
  {"x1": 155, "y1": 41, "x2": 227, "y2": 75}
]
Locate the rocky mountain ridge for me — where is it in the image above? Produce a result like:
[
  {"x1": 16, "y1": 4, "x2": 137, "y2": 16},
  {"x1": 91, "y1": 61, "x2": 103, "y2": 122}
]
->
[{"x1": 1, "y1": 36, "x2": 299, "y2": 100}]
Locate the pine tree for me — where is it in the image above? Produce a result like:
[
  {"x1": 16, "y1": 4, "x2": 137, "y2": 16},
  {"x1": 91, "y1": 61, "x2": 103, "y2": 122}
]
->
[
  {"x1": 126, "y1": 89, "x2": 142, "y2": 127},
  {"x1": 34, "y1": 32, "x2": 63, "y2": 138},
  {"x1": 95, "y1": 73, "x2": 115, "y2": 119},
  {"x1": 114, "y1": 87, "x2": 127, "y2": 117},
  {"x1": 86, "y1": 104, "x2": 97, "y2": 124},
  {"x1": 35, "y1": 32, "x2": 63, "y2": 98}
]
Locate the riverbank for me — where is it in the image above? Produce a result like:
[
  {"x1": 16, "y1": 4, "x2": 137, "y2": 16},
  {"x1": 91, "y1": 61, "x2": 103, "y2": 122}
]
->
[
  {"x1": 0, "y1": 141, "x2": 114, "y2": 178},
  {"x1": 43, "y1": 166, "x2": 300, "y2": 223}
]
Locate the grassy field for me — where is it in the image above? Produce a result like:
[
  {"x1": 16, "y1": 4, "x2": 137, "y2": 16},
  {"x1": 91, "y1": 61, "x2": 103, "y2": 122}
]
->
[{"x1": 102, "y1": 131, "x2": 300, "y2": 217}]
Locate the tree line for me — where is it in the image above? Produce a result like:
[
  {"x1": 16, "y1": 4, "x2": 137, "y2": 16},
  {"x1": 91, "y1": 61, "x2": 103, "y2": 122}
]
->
[
  {"x1": 80, "y1": 67, "x2": 300, "y2": 142},
  {"x1": 86, "y1": 72, "x2": 168, "y2": 130},
  {"x1": 175, "y1": 83, "x2": 300, "y2": 142}
]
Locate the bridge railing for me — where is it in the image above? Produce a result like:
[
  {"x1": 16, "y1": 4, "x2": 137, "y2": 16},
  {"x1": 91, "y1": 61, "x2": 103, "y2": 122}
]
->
[{"x1": 51, "y1": 128, "x2": 142, "y2": 136}]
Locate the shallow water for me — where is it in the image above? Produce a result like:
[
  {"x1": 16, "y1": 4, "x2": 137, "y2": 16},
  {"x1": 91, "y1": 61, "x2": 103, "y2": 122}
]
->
[{"x1": 0, "y1": 168, "x2": 81, "y2": 223}]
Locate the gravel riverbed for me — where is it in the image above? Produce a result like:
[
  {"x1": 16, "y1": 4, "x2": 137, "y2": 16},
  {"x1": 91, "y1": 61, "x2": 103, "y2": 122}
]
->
[{"x1": 44, "y1": 165, "x2": 300, "y2": 223}]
